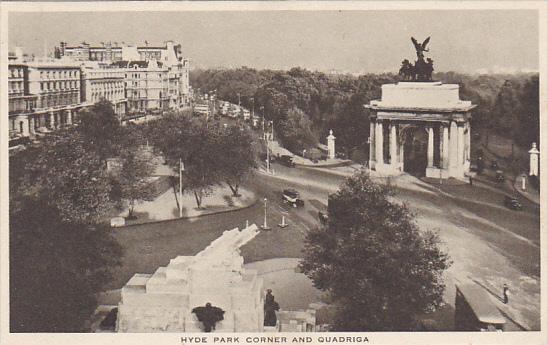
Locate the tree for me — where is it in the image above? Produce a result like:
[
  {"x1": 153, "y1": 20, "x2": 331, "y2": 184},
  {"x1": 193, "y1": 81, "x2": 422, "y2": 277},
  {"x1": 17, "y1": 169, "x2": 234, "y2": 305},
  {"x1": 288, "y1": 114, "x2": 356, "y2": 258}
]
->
[
  {"x1": 147, "y1": 111, "x2": 222, "y2": 208},
  {"x1": 115, "y1": 145, "x2": 156, "y2": 219},
  {"x1": 516, "y1": 75, "x2": 539, "y2": 148},
  {"x1": 493, "y1": 80, "x2": 521, "y2": 157},
  {"x1": 216, "y1": 125, "x2": 257, "y2": 196},
  {"x1": 10, "y1": 131, "x2": 113, "y2": 224},
  {"x1": 300, "y1": 172, "x2": 450, "y2": 331},
  {"x1": 10, "y1": 195, "x2": 122, "y2": 332},
  {"x1": 76, "y1": 100, "x2": 123, "y2": 160},
  {"x1": 279, "y1": 107, "x2": 318, "y2": 154}
]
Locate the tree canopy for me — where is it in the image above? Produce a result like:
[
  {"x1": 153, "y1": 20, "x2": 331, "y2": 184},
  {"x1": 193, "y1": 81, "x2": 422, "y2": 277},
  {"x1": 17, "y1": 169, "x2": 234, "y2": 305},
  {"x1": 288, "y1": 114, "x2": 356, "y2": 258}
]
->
[
  {"x1": 147, "y1": 111, "x2": 224, "y2": 207},
  {"x1": 215, "y1": 124, "x2": 257, "y2": 196},
  {"x1": 300, "y1": 172, "x2": 451, "y2": 331},
  {"x1": 191, "y1": 67, "x2": 539, "y2": 158},
  {"x1": 10, "y1": 196, "x2": 122, "y2": 332},
  {"x1": 76, "y1": 100, "x2": 124, "y2": 160},
  {"x1": 9, "y1": 101, "x2": 124, "y2": 332},
  {"x1": 10, "y1": 131, "x2": 113, "y2": 224}
]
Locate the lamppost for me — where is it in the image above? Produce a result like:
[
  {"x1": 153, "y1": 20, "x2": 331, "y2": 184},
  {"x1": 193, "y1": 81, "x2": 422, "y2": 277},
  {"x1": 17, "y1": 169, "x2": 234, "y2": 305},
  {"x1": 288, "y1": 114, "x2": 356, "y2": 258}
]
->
[
  {"x1": 251, "y1": 97, "x2": 255, "y2": 119},
  {"x1": 179, "y1": 158, "x2": 185, "y2": 218},
  {"x1": 266, "y1": 139, "x2": 271, "y2": 174},
  {"x1": 260, "y1": 106, "x2": 265, "y2": 138},
  {"x1": 261, "y1": 197, "x2": 271, "y2": 230}
]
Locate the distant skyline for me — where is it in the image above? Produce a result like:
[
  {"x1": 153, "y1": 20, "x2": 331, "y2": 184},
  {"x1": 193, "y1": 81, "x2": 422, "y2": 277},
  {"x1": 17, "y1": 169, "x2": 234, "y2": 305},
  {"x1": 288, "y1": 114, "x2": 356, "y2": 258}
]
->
[{"x1": 8, "y1": 10, "x2": 539, "y2": 74}]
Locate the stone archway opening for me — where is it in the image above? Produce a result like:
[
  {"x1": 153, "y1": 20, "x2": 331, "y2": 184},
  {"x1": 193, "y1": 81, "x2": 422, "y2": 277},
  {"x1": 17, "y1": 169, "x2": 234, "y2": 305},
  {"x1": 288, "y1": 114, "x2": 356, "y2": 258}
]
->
[{"x1": 401, "y1": 126, "x2": 428, "y2": 177}]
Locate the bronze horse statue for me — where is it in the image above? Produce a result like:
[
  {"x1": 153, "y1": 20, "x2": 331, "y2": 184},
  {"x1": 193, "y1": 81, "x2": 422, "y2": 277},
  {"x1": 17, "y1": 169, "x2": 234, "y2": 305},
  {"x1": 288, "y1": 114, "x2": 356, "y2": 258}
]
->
[
  {"x1": 398, "y1": 37, "x2": 435, "y2": 82},
  {"x1": 399, "y1": 59, "x2": 414, "y2": 81}
]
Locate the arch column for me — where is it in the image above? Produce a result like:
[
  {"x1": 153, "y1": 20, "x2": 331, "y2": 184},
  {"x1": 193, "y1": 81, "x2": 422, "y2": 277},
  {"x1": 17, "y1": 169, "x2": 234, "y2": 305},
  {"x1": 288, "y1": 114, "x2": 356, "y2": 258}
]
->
[
  {"x1": 375, "y1": 121, "x2": 383, "y2": 165},
  {"x1": 390, "y1": 123, "x2": 398, "y2": 164},
  {"x1": 457, "y1": 124, "x2": 465, "y2": 165},
  {"x1": 442, "y1": 125, "x2": 449, "y2": 169},
  {"x1": 369, "y1": 120, "x2": 375, "y2": 164},
  {"x1": 427, "y1": 126, "x2": 434, "y2": 168},
  {"x1": 449, "y1": 121, "x2": 458, "y2": 168}
]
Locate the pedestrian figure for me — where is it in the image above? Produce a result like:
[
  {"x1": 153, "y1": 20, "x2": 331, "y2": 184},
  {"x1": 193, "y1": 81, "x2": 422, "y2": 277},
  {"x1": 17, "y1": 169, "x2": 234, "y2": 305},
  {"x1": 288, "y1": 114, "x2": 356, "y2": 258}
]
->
[
  {"x1": 469, "y1": 176, "x2": 473, "y2": 186},
  {"x1": 503, "y1": 284, "x2": 509, "y2": 304},
  {"x1": 192, "y1": 302, "x2": 225, "y2": 332},
  {"x1": 264, "y1": 289, "x2": 280, "y2": 327}
]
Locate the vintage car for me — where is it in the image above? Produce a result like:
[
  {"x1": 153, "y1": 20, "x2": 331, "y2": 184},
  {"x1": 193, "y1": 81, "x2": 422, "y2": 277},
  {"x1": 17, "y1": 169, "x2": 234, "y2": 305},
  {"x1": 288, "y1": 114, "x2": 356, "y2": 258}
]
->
[{"x1": 282, "y1": 189, "x2": 304, "y2": 207}]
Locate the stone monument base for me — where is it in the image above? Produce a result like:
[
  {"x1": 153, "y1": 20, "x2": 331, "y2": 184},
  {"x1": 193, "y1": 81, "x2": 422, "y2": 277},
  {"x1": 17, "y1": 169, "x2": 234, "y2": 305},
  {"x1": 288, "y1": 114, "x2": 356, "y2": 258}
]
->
[{"x1": 373, "y1": 162, "x2": 404, "y2": 176}]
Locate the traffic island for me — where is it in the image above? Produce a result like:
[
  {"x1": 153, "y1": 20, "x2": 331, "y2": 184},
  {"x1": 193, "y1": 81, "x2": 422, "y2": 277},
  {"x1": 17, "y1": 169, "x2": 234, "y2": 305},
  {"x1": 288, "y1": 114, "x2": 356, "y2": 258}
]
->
[{"x1": 116, "y1": 186, "x2": 257, "y2": 226}]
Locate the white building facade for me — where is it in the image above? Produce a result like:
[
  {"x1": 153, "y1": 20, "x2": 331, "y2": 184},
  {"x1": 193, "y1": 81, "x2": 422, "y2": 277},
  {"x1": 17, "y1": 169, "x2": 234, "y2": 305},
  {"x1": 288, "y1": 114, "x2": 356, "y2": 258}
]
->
[{"x1": 80, "y1": 62, "x2": 127, "y2": 117}]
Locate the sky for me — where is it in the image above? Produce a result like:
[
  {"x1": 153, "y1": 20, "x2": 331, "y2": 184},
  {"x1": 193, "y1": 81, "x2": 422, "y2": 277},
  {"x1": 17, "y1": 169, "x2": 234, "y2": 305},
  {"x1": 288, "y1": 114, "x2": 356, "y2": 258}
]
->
[{"x1": 8, "y1": 10, "x2": 540, "y2": 74}]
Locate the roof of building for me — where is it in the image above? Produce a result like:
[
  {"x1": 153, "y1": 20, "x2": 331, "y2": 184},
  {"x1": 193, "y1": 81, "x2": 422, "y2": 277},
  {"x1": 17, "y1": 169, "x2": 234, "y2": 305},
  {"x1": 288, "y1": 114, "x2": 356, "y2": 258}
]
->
[
  {"x1": 64, "y1": 41, "x2": 171, "y2": 50},
  {"x1": 456, "y1": 284, "x2": 506, "y2": 325}
]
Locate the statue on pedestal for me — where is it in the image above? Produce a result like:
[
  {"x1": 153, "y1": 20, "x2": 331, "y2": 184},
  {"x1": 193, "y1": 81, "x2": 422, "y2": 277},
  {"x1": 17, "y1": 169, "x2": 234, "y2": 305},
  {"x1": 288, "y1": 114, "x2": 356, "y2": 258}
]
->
[
  {"x1": 398, "y1": 37, "x2": 434, "y2": 82},
  {"x1": 411, "y1": 36, "x2": 430, "y2": 61},
  {"x1": 264, "y1": 289, "x2": 280, "y2": 327},
  {"x1": 192, "y1": 303, "x2": 225, "y2": 332}
]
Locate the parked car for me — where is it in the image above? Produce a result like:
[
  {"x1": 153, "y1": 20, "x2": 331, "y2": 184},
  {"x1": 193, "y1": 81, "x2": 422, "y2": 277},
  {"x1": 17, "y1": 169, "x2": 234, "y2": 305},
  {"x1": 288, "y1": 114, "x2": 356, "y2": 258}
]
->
[
  {"x1": 504, "y1": 195, "x2": 522, "y2": 210},
  {"x1": 495, "y1": 170, "x2": 505, "y2": 183},
  {"x1": 260, "y1": 152, "x2": 275, "y2": 163},
  {"x1": 278, "y1": 155, "x2": 296, "y2": 167},
  {"x1": 491, "y1": 160, "x2": 499, "y2": 170},
  {"x1": 282, "y1": 189, "x2": 304, "y2": 207},
  {"x1": 318, "y1": 211, "x2": 329, "y2": 225}
]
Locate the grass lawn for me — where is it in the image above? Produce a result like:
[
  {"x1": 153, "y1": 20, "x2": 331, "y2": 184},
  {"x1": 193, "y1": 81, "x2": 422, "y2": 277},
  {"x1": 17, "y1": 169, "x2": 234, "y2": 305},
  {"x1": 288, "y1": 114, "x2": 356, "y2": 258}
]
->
[{"x1": 106, "y1": 202, "x2": 305, "y2": 290}]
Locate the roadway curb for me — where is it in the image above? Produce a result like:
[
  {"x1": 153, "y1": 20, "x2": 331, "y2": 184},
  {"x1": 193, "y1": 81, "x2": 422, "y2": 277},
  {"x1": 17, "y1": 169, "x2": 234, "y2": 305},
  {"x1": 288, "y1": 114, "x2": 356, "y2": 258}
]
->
[
  {"x1": 512, "y1": 176, "x2": 540, "y2": 206},
  {"x1": 114, "y1": 192, "x2": 259, "y2": 229},
  {"x1": 294, "y1": 160, "x2": 353, "y2": 168}
]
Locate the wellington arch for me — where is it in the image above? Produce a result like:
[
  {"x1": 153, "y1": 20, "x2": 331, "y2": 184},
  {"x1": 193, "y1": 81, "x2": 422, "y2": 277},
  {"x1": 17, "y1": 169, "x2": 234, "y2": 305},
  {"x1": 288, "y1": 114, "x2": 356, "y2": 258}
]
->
[{"x1": 365, "y1": 81, "x2": 476, "y2": 180}]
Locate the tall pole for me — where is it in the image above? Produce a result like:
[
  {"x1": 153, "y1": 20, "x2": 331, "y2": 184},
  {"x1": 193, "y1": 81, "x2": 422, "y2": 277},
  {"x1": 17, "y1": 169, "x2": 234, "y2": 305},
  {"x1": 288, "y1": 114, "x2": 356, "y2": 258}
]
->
[
  {"x1": 179, "y1": 158, "x2": 184, "y2": 218},
  {"x1": 261, "y1": 198, "x2": 270, "y2": 230},
  {"x1": 266, "y1": 139, "x2": 270, "y2": 174}
]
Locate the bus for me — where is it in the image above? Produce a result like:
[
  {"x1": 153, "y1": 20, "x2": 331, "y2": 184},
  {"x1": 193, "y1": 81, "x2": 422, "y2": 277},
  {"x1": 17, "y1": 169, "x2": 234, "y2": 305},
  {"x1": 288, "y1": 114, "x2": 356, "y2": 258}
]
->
[{"x1": 455, "y1": 284, "x2": 505, "y2": 331}]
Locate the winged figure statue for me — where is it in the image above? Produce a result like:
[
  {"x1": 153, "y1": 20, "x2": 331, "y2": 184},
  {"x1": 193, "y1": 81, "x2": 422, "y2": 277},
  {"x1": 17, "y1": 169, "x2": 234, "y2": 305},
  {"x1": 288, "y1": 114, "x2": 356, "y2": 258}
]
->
[{"x1": 411, "y1": 36, "x2": 430, "y2": 60}]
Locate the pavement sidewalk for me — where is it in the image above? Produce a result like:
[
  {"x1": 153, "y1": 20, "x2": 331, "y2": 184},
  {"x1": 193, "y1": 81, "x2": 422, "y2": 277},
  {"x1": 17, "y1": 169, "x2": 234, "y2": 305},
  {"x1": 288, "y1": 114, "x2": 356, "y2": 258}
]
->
[{"x1": 267, "y1": 140, "x2": 352, "y2": 168}]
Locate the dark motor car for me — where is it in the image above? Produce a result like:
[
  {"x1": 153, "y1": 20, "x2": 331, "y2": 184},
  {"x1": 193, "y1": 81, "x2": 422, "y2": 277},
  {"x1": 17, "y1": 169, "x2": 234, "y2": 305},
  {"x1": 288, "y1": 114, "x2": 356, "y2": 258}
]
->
[
  {"x1": 318, "y1": 211, "x2": 329, "y2": 225},
  {"x1": 282, "y1": 189, "x2": 304, "y2": 207},
  {"x1": 260, "y1": 152, "x2": 275, "y2": 163},
  {"x1": 278, "y1": 155, "x2": 296, "y2": 167},
  {"x1": 504, "y1": 195, "x2": 522, "y2": 210},
  {"x1": 495, "y1": 170, "x2": 505, "y2": 184}
]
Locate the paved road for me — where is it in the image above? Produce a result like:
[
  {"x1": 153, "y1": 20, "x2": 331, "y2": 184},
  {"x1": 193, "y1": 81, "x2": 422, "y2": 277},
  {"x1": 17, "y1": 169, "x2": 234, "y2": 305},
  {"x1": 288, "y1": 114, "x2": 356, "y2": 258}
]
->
[
  {"x1": 110, "y1": 160, "x2": 540, "y2": 330},
  {"x1": 259, "y1": 162, "x2": 540, "y2": 330}
]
